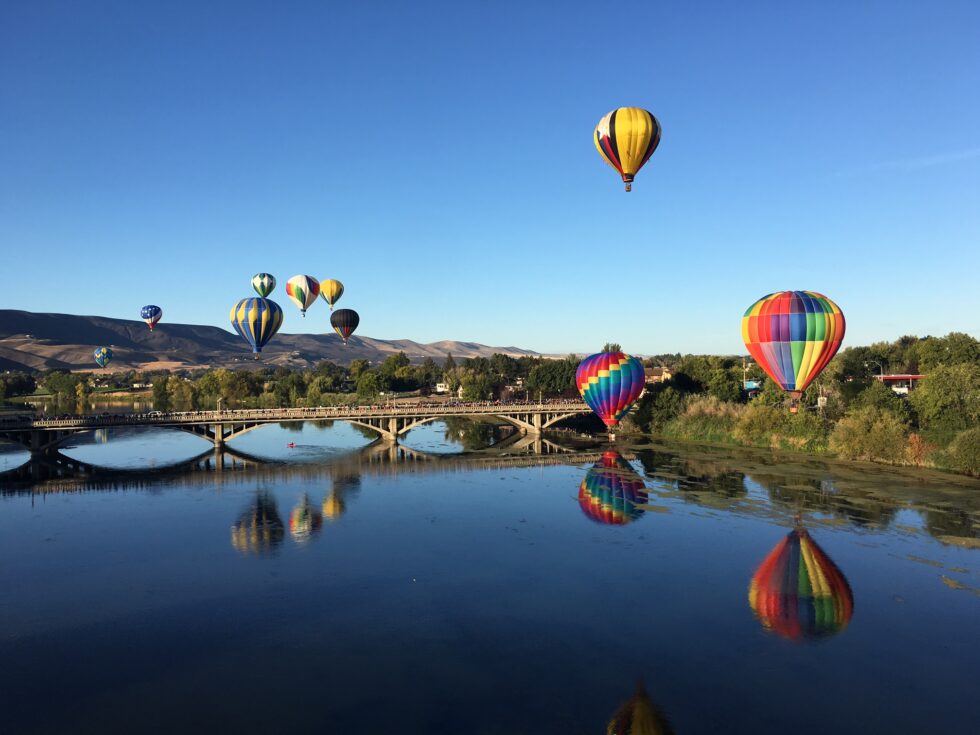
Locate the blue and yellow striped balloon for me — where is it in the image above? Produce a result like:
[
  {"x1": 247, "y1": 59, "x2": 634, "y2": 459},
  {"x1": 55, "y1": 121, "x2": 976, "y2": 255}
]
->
[{"x1": 229, "y1": 297, "x2": 284, "y2": 354}]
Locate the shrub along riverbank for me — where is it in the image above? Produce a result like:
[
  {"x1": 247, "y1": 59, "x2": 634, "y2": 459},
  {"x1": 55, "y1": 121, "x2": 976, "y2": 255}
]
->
[{"x1": 625, "y1": 333, "x2": 980, "y2": 477}]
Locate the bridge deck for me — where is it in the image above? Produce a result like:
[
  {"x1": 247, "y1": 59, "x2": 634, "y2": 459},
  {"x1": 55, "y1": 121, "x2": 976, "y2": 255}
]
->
[{"x1": 0, "y1": 401, "x2": 590, "y2": 431}]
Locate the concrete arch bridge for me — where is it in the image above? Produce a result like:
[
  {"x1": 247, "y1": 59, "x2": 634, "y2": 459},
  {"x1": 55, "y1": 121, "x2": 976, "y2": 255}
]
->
[{"x1": 0, "y1": 401, "x2": 591, "y2": 456}]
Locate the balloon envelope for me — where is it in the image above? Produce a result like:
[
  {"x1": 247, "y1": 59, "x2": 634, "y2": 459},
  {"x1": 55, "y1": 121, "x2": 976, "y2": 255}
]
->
[
  {"x1": 607, "y1": 682, "x2": 674, "y2": 735},
  {"x1": 285, "y1": 275, "x2": 320, "y2": 315},
  {"x1": 330, "y1": 308, "x2": 359, "y2": 344},
  {"x1": 320, "y1": 279, "x2": 344, "y2": 310},
  {"x1": 229, "y1": 297, "x2": 284, "y2": 354},
  {"x1": 140, "y1": 305, "x2": 162, "y2": 331},
  {"x1": 579, "y1": 451, "x2": 649, "y2": 525},
  {"x1": 742, "y1": 291, "x2": 845, "y2": 396},
  {"x1": 749, "y1": 528, "x2": 854, "y2": 640},
  {"x1": 595, "y1": 107, "x2": 661, "y2": 191},
  {"x1": 93, "y1": 346, "x2": 113, "y2": 369},
  {"x1": 289, "y1": 494, "x2": 323, "y2": 542},
  {"x1": 576, "y1": 351, "x2": 645, "y2": 427},
  {"x1": 251, "y1": 273, "x2": 276, "y2": 298}
]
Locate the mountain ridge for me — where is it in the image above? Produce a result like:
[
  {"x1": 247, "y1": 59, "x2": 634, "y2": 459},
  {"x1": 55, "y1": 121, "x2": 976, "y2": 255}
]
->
[{"x1": 0, "y1": 310, "x2": 541, "y2": 372}]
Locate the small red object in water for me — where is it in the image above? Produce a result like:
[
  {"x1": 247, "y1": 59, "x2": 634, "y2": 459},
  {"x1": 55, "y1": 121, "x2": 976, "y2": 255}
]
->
[{"x1": 287, "y1": 442, "x2": 296, "y2": 448}]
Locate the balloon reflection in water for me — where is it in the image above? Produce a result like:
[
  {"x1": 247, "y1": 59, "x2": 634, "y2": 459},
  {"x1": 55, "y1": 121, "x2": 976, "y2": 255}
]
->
[
  {"x1": 322, "y1": 474, "x2": 360, "y2": 520},
  {"x1": 289, "y1": 494, "x2": 323, "y2": 542},
  {"x1": 749, "y1": 527, "x2": 854, "y2": 640},
  {"x1": 579, "y1": 452, "x2": 649, "y2": 525},
  {"x1": 607, "y1": 681, "x2": 674, "y2": 735},
  {"x1": 231, "y1": 492, "x2": 285, "y2": 554}
]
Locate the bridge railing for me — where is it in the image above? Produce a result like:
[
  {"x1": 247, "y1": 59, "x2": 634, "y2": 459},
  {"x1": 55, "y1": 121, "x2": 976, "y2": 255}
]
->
[{"x1": 1, "y1": 401, "x2": 590, "y2": 431}]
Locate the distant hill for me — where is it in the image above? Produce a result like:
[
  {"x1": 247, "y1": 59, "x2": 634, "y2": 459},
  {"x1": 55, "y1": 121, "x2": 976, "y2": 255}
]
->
[{"x1": 0, "y1": 310, "x2": 540, "y2": 372}]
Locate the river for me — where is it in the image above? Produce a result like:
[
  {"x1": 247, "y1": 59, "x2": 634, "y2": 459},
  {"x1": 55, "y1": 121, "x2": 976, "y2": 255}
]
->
[{"x1": 1, "y1": 421, "x2": 977, "y2": 733}]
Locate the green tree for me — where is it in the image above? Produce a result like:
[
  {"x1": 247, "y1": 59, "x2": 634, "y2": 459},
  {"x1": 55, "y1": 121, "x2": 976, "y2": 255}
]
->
[
  {"x1": 444, "y1": 353, "x2": 456, "y2": 373},
  {"x1": 349, "y1": 359, "x2": 370, "y2": 379},
  {"x1": 152, "y1": 379, "x2": 171, "y2": 411},
  {"x1": 829, "y1": 406, "x2": 908, "y2": 463},
  {"x1": 909, "y1": 363, "x2": 980, "y2": 434},
  {"x1": 601, "y1": 343, "x2": 622, "y2": 353},
  {"x1": 356, "y1": 371, "x2": 384, "y2": 398},
  {"x1": 707, "y1": 368, "x2": 743, "y2": 403}
]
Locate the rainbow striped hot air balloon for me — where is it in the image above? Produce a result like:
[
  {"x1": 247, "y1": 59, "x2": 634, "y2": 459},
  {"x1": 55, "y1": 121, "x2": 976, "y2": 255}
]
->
[
  {"x1": 289, "y1": 494, "x2": 323, "y2": 543},
  {"x1": 594, "y1": 107, "x2": 662, "y2": 192},
  {"x1": 579, "y1": 451, "x2": 649, "y2": 525},
  {"x1": 576, "y1": 351, "x2": 645, "y2": 431},
  {"x1": 229, "y1": 297, "x2": 284, "y2": 355},
  {"x1": 285, "y1": 275, "x2": 320, "y2": 317},
  {"x1": 749, "y1": 527, "x2": 854, "y2": 641},
  {"x1": 742, "y1": 291, "x2": 845, "y2": 410}
]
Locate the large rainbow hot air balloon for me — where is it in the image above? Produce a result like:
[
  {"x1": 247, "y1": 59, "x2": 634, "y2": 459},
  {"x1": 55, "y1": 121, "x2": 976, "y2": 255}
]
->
[
  {"x1": 576, "y1": 351, "x2": 645, "y2": 430},
  {"x1": 748, "y1": 527, "x2": 854, "y2": 641},
  {"x1": 285, "y1": 275, "x2": 320, "y2": 316},
  {"x1": 140, "y1": 305, "x2": 162, "y2": 331},
  {"x1": 579, "y1": 451, "x2": 649, "y2": 525},
  {"x1": 742, "y1": 291, "x2": 845, "y2": 410},
  {"x1": 93, "y1": 346, "x2": 113, "y2": 369},
  {"x1": 229, "y1": 297, "x2": 284, "y2": 354},
  {"x1": 595, "y1": 107, "x2": 662, "y2": 192},
  {"x1": 319, "y1": 278, "x2": 344, "y2": 310},
  {"x1": 251, "y1": 273, "x2": 276, "y2": 298},
  {"x1": 607, "y1": 681, "x2": 674, "y2": 735},
  {"x1": 330, "y1": 308, "x2": 359, "y2": 345}
]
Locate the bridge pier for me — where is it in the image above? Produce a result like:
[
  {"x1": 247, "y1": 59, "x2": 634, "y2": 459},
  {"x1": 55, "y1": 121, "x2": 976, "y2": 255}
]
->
[{"x1": 214, "y1": 424, "x2": 224, "y2": 448}]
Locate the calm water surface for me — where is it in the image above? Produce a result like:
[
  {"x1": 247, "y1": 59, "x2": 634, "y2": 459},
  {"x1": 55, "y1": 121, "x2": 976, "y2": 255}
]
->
[{"x1": 1, "y1": 422, "x2": 978, "y2": 734}]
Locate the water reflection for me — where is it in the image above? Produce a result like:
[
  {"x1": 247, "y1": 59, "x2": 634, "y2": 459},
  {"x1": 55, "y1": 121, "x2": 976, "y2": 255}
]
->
[
  {"x1": 607, "y1": 681, "x2": 674, "y2": 735},
  {"x1": 230, "y1": 491, "x2": 286, "y2": 555},
  {"x1": 289, "y1": 493, "x2": 324, "y2": 542},
  {"x1": 323, "y1": 473, "x2": 361, "y2": 520},
  {"x1": 748, "y1": 525, "x2": 854, "y2": 641},
  {"x1": 579, "y1": 451, "x2": 649, "y2": 525}
]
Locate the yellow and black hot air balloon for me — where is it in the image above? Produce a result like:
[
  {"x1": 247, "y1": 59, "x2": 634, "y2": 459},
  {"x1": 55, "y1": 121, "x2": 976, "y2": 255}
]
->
[
  {"x1": 607, "y1": 681, "x2": 674, "y2": 735},
  {"x1": 594, "y1": 107, "x2": 662, "y2": 192}
]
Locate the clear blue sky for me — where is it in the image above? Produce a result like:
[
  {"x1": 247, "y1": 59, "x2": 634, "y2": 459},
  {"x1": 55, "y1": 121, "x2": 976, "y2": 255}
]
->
[{"x1": 2, "y1": 1, "x2": 978, "y2": 355}]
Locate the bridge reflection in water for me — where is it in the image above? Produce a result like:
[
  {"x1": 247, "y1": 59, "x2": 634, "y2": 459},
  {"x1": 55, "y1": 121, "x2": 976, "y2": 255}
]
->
[{"x1": 0, "y1": 431, "x2": 598, "y2": 496}]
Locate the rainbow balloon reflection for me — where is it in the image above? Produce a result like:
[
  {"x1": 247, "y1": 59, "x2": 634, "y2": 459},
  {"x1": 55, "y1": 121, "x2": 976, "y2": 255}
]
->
[
  {"x1": 749, "y1": 527, "x2": 853, "y2": 640},
  {"x1": 578, "y1": 452, "x2": 649, "y2": 525}
]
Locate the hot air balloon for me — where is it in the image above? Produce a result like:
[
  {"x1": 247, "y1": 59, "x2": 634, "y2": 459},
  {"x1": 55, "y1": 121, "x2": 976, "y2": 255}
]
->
[
  {"x1": 607, "y1": 681, "x2": 674, "y2": 735},
  {"x1": 289, "y1": 494, "x2": 323, "y2": 542},
  {"x1": 231, "y1": 492, "x2": 285, "y2": 555},
  {"x1": 140, "y1": 305, "x2": 162, "y2": 331},
  {"x1": 742, "y1": 291, "x2": 846, "y2": 412},
  {"x1": 330, "y1": 308, "x2": 359, "y2": 345},
  {"x1": 93, "y1": 346, "x2": 113, "y2": 369},
  {"x1": 748, "y1": 526, "x2": 854, "y2": 640},
  {"x1": 576, "y1": 351, "x2": 645, "y2": 433},
  {"x1": 229, "y1": 297, "x2": 284, "y2": 355},
  {"x1": 285, "y1": 275, "x2": 320, "y2": 316},
  {"x1": 579, "y1": 451, "x2": 649, "y2": 525},
  {"x1": 251, "y1": 273, "x2": 276, "y2": 297},
  {"x1": 595, "y1": 107, "x2": 662, "y2": 192},
  {"x1": 320, "y1": 278, "x2": 344, "y2": 310}
]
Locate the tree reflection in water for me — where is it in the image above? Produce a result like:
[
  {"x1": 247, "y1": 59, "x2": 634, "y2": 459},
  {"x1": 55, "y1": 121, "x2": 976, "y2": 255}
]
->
[
  {"x1": 606, "y1": 680, "x2": 674, "y2": 735},
  {"x1": 231, "y1": 491, "x2": 285, "y2": 554}
]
